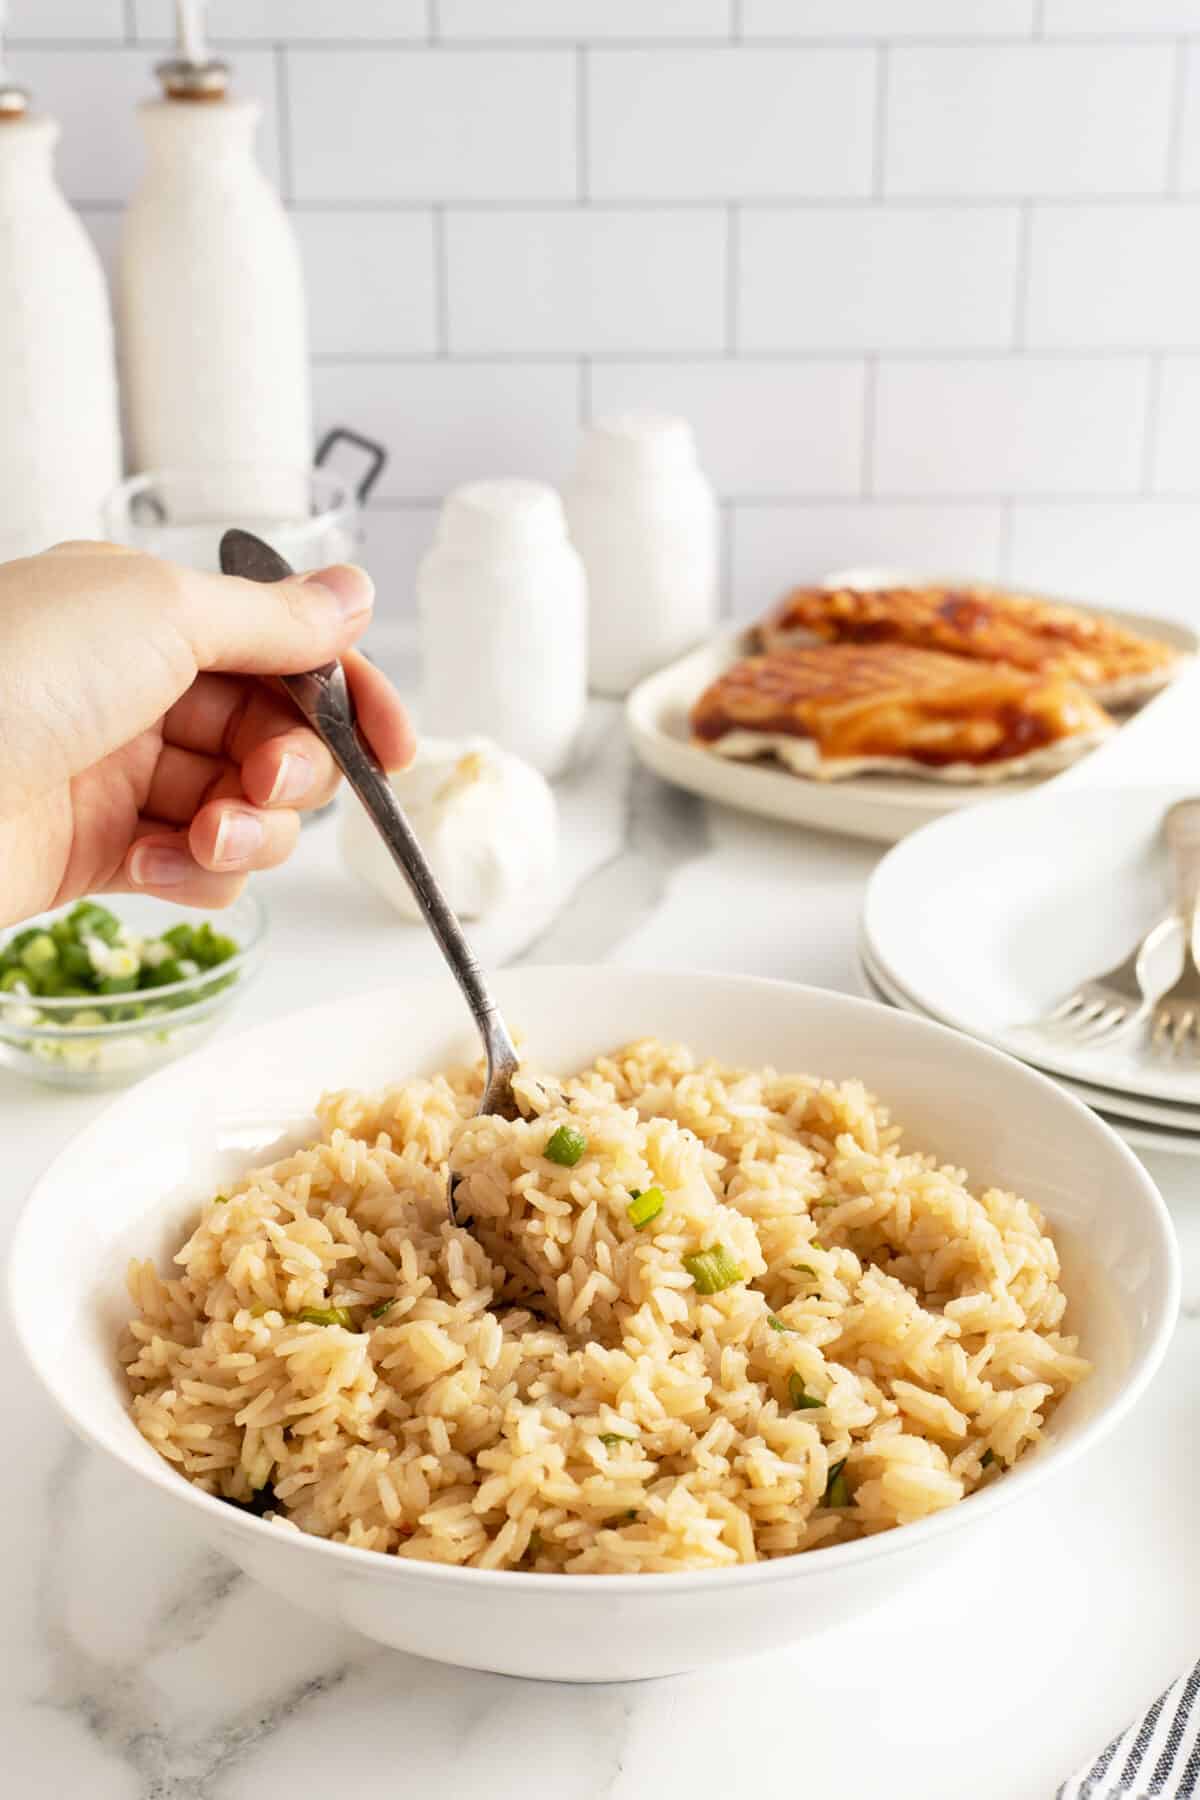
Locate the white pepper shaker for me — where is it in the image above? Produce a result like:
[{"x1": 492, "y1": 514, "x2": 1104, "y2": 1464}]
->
[
  {"x1": 418, "y1": 480, "x2": 587, "y2": 779},
  {"x1": 563, "y1": 412, "x2": 719, "y2": 697}
]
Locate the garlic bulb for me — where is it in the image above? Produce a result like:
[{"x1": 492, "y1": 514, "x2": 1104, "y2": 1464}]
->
[{"x1": 338, "y1": 737, "x2": 557, "y2": 921}]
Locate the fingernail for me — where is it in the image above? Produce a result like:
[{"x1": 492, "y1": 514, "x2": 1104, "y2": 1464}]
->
[
  {"x1": 213, "y1": 810, "x2": 265, "y2": 868},
  {"x1": 130, "y1": 844, "x2": 191, "y2": 888},
  {"x1": 302, "y1": 563, "x2": 374, "y2": 621},
  {"x1": 268, "y1": 750, "x2": 314, "y2": 805}
]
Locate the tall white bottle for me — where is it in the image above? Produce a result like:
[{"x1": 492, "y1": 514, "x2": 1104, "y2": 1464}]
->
[
  {"x1": 0, "y1": 76, "x2": 121, "y2": 561},
  {"x1": 118, "y1": 46, "x2": 310, "y2": 512}
]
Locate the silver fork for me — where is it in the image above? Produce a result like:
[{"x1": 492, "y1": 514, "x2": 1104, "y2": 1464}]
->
[
  {"x1": 1039, "y1": 916, "x2": 1173, "y2": 1044},
  {"x1": 1151, "y1": 798, "x2": 1200, "y2": 1055}
]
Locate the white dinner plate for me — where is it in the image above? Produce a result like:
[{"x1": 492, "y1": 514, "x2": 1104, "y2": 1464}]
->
[
  {"x1": 864, "y1": 781, "x2": 1200, "y2": 1106},
  {"x1": 626, "y1": 598, "x2": 1197, "y2": 847},
  {"x1": 853, "y1": 948, "x2": 1200, "y2": 1159},
  {"x1": 858, "y1": 937, "x2": 1200, "y2": 1132}
]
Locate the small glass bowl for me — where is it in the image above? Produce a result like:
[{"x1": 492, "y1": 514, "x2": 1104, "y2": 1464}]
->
[{"x1": 0, "y1": 892, "x2": 268, "y2": 1091}]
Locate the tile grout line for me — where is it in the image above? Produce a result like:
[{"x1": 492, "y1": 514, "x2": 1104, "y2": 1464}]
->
[
  {"x1": 432, "y1": 207, "x2": 449, "y2": 357},
  {"x1": 729, "y1": 0, "x2": 743, "y2": 43},
  {"x1": 721, "y1": 501, "x2": 735, "y2": 616},
  {"x1": 725, "y1": 206, "x2": 739, "y2": 355},
  {"x1": 427, "y1": 0, "x2": 439, "y2": 43},
  {"x1": 124, "y1": 0, "x2": 137, "y2": 44},
  {"x1": 860, "y1": 355, "x2": 877, "y2": 497},
  {"x1": 1012, "y1": 200, "x2": 1033, "y2": 349},
  {"x1": 576, "y1": 45, "x2": 589, "y2": 203},
  {"x1": 274, "y1": 45, "x2": 293, "y2": 206},
  {"x1": 578, "y1": 359, "x2": 592, "y2": 429},
  {"x1": 1141, "y1": 354, "x2": 1164, "y2": 493},
  {"x1": 872, "y1": 44, "x2": 888, "y2": 197},
  {"x1": 1033, "y1": 0, "x2": 1047, "y2": 38},
  {"x1": 361, "y1": 492, "x2": 1200, "y2": 513},
  {"x1": 1168, "y1": 39, "x2": 1189, "y2": 193}
]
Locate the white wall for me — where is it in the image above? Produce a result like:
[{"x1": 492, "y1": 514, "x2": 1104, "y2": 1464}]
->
[{"x1": 10, "y1": 0, "x2": 1200, "y2": 624}]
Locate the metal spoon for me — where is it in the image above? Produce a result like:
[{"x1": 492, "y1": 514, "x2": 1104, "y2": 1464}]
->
[{"x1": 218, "y1": 527, "x2": 520, "y2": 1223}]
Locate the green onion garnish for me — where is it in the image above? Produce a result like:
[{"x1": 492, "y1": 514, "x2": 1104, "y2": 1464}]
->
[
  {"x1": 794, "y1": 1264, "x2": 816, "y2": 1277},
  {"x1": 599, "y1": 1431, "x2": 635, "y2": 1448},
  {"x1": 788, "y1": 1374, "x2": 823, "y2": 1411},
  {"x1": 212, "y1": 1193, "x2": 229, "y2": 1205},
  {"x1": 980, "y1": 1448, "x2": 995, "y2": 1469},
  {"x1": 767, "y1": 1314, "x2": 792, "y2": 1333},
  {"x1": 296, "y1": 1306, "x2": 354, "y2": 1329},
  {"x1": 544, "y1": 1123, "x2": 588, "y2": 1167},
  {"x1": 683, "y1": 1244, "x2": 744, "y2": 1295},
  {"x1": 626, "y1": 1187, "x2": 664, "y2": 1229},
  {"x1": 370, "y1": 1298, "x2": 397, "y2": 1319},
  {"x1": 823, "y1": 1458, "x2": 849, "y2": 1508}
]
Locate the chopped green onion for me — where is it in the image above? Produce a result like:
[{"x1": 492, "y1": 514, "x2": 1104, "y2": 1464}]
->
[
  {"x1": 370, "y1": 1298, "x2": 397, "y2": 1319},
  {"x1": 98, "y1": 973, "x2": 139, "y2": 995},
  {"x1": 823, "y1": 1458, "x2": 849, "y2": 1508},
  {"x1": 788, "y1": 1373, "x2": 823, "y2": 1411},
  {"x1": 212, "y1": 1193, "x2": 230, "y2": 1205},
  {"x1": 683, "y1": 1244, "x2": 744, "y2": 1295},
  {"x1": 626, "y1": 1187, "x2": 664, "y2": 1229},
  {"x1": 980, "y1": 1448, "x2": 995, "y2": 1469},
  {"x1": 19, "y1": 933, "x2": 57, "y2": 973},
  {"x1": 794, "y1": 1264, "x2": 816, "y2": 1277},
  {"x1": 767, "y1": 1314, "x2": 792, "y2": 1333},
  {"x1": 296, "y1": 1305, "x2": 354, "y2": 1329},
  {"x1": 599, "y1": 1431, "x2": 635, "y2": 1448},
  {"x1": 0, "y1": 968, "x2": 31, "y2": 994},
  {"x1": 544, "y1": 1123, "x2": 588, "y2": 1167}
]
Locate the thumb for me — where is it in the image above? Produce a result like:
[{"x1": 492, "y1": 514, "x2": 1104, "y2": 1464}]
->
[{"x1": 174, "y1": 561, "x2": 375, "y2": 675}]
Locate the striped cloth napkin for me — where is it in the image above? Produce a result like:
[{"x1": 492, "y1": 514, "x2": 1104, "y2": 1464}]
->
[{"x1": 1059, "y1": 1666, "x2": 1200, "y2": 1798}]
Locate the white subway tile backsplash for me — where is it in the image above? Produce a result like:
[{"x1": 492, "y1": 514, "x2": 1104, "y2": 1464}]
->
[
  {"x1": 439, "y1": 1, "x2": 732, "y2": 38},
  {"x1": 13, "y1": 48, "x2": 280, "y2": 202},
  {"x1": 287, "y1": 50, "x2": 575, "y2": 201},
  {"x1": 872, "y1": 358, "x2": 1149, "y2": 496},
  {"x1": 588, "y1": 49, "x2": 874, "y2": 200},
  {"x1": 886, "y1": 46, "x2": 1174, "y2": 197},
  {"x1": 738, "y1": 207, "x2": 1020, "y2": 351},
  {"x1": 1026, "y1": 205, "x2": 1200, "y2": 349},
  {"x1": 311, "y1": 362, "x2": 581, "y2": 502},
  {"x1": 587, "y1": 361, "x2": 864, "y2": 496},
  {"x1": 1150, "y1": 356, "x2": 1200, "y2": 492},
  {"x1": 6, "y1": 0, "x2": 124, "y2": 37},
  {"x1": 1043, "y1": 0, "x2": 1200, "y2": 31},
  {"x1": 730, "y1": 503, "x2": 1007, "y2": 615},
  {"x1": 445, "y1": 210, "x2": 726, "y2": 353},
  {"x1": 1009, "y1": 502, "x2": 1200, "y2": 622},
  {"x1": 742, "y1": 1, "x2": 1035, "y2": 36},
  {"x1": 295, "y1": 212, "x2": 436, "y2": 355},
  {"x1": 1175, "y1": 47, "x2": 1200, "y2": 193},
  {"x1": 133, "y1": 0, "x2": 428, "y2": 38}
]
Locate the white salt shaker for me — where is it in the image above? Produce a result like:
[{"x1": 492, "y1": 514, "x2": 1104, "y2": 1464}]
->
[
  {"x1": 418, "y1": 480, "x2": 587, "y2": 779},
  {"x1": 563, "y1": 412, "x2": 719, "y2": 696}
]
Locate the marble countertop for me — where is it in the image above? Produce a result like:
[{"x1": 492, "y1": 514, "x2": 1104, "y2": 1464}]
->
[{"x1": 3, "y1": 681, "x2": 1197, "y2": 1800}]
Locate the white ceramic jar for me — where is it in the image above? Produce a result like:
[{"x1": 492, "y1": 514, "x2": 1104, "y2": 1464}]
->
[
  {"x1": 118, "y1": 65, "x2": 310, "y2": 517},
  {"x1": 0, "y1": 97, "x2": 121, "y2": 560},
  {"x1": 563, "y1": 412, "x2": 719, "y2": 697},
  {"x1": 418, "y1": 481, "x2": 587, "y2": 779}
]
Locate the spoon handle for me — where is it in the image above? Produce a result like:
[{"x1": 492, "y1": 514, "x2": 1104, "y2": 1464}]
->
[{"x1": 218, "y1": 529, "x2": 519, "y2": 1086}]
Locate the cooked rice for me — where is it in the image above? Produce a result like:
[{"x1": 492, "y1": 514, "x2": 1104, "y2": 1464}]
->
[{"x1": 120, "y1": 1039, "x2": 1088, "y2": 1574}]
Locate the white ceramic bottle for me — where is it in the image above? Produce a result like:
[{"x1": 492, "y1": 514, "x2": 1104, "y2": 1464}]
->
[
  {"x1": 563, "y1": 412, "x2": 719, "y2": 696},
  {"x1": 0, "y1": 77, "x2": 121, "y2": 561},
  {"x1": 118, "y1": 49, "x2": 310, "y2": 514},
  {"x1": 418, "y1": 481, "x2": 587, "y2": 779}
]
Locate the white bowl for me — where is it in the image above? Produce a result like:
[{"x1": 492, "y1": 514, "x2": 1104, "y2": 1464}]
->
[{"x1": 7, "y1": 968, "x2": 1179, "y2": 1682}]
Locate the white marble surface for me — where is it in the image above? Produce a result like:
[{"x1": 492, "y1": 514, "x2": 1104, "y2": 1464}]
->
[{"x1": 2, "y1": 680, "x2": 1198, "y2": 1800}]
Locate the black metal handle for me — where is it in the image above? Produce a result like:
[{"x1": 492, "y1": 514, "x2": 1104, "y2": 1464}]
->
[{"x1": 314, "y1": 426, "x2": 389, "y2": 504}]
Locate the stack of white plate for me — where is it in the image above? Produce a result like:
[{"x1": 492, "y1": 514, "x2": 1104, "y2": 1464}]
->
[{"x1": 860, "y1": 781, "x2": 1200, "y2": 1159}]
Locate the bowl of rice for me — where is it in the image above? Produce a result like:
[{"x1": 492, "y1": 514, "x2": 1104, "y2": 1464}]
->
[{"x1": 8, "y1": 967, "x2": 1177, "y2": 1681}]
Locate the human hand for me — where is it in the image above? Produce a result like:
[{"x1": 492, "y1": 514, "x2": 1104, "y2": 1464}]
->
[{"x1": 0, "y1": 540, "x2": 415, "y2": 928}]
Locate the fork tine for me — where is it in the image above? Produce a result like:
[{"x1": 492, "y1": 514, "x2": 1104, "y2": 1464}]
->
[
  {"x1": 1051, "y1": 999, "x2": 1110, "y2": 1039},
  {"x1": 1046, "y1": 993, "x2": 1086, "y2": 1023},
  {"x1": 1073, "y1": 1004, "x2": 1131, "y2": 1045}
]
